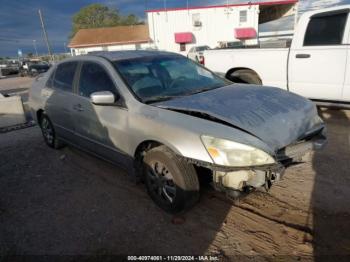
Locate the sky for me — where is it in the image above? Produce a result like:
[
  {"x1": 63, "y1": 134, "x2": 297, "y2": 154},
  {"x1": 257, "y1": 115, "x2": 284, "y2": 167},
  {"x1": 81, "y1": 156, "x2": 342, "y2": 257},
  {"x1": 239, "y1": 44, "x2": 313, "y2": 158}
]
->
[{"x1": 0, "y1": 0, "x2": 348, "y2": 57}]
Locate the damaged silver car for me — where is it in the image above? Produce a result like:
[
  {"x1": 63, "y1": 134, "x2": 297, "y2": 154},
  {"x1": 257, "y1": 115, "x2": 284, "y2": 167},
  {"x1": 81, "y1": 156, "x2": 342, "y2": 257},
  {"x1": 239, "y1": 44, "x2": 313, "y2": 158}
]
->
[{"x1": 29, "y1": 51, "x2": 327, "y2": 213}]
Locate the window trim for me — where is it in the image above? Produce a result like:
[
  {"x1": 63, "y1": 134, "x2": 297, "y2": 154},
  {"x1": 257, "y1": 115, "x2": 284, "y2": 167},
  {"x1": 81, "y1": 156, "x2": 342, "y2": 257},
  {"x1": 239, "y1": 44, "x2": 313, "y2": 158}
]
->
[{"x1": 303, "y1": 10, "x2": 349, "y2": 47}]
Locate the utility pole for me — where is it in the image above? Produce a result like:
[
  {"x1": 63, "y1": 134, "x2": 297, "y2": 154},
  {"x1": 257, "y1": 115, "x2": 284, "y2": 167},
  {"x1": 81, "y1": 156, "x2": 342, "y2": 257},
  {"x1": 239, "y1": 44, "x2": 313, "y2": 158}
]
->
[
  {"x1": 33, "y1": 40, "x2": 38, "y2": 57},
  {"x1": 63, "y1": 42, "x2": 67, "y2": 53},
  {"x1": 38, "y1": 9, "x2": 53, "y2": 61},
  {"x1": 294, "y1": 2, "x2": 299, "y2": 32}
]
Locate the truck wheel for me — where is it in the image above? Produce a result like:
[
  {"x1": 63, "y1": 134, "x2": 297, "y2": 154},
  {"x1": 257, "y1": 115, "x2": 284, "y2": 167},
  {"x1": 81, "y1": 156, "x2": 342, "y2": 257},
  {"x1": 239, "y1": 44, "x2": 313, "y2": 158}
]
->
[
  {"x1": 229, "y1": 69, "x2": 262, "y2": 85},
  {"x1": 39, "y1": 114, "x2": 65, "y2": 149},
  {"x1": 143, "y1": 146, "x2": 200, "y2": 213}
]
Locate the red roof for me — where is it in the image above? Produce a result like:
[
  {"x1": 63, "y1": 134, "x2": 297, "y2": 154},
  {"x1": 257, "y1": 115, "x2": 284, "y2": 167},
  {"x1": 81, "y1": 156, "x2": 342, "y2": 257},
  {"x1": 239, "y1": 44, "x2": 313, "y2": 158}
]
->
[
  {"x1": 69, "y1": 25, "x2": 150, "y2": 48},
  {"x1": 146, "y1": 0, "x2": 298, "y2": 13}
]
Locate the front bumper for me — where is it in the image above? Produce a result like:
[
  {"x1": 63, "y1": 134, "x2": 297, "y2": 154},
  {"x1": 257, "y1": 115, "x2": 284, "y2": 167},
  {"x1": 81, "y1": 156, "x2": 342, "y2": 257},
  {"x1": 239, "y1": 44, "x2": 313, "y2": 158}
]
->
[{"x1": 186, "y1": 126, "x2": 327, "y2": 193}]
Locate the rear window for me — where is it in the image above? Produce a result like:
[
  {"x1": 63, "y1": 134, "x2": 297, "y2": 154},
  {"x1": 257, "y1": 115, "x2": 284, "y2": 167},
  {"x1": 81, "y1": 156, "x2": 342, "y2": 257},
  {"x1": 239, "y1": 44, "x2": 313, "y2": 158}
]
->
[
  {"x1": 304, "y1": 12, "x2": 348, "y2": 46},
  {"x1": 53, "y1": 62, "x2": 78, "y2": 92}
]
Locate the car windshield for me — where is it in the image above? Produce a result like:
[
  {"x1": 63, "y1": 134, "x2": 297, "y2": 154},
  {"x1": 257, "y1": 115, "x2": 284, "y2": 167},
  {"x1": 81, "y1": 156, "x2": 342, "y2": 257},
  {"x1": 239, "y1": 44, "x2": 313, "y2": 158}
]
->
[{"x1": 113, "y1": 55, "x2": 229, "y2": 103}]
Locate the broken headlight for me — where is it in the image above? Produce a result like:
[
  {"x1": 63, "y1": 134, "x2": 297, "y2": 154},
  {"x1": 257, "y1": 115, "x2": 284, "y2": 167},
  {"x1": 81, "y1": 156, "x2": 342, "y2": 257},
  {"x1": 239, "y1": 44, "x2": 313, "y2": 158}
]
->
[{"x1": 201, "y1": 135, "x2": 275, "y2": 167}]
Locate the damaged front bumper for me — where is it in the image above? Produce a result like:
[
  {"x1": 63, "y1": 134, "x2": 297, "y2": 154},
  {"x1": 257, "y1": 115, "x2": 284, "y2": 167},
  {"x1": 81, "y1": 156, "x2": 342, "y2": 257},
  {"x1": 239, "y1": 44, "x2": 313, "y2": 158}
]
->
[{"x1": 186, "y1": 128, "x2": 327, "y2": 195}]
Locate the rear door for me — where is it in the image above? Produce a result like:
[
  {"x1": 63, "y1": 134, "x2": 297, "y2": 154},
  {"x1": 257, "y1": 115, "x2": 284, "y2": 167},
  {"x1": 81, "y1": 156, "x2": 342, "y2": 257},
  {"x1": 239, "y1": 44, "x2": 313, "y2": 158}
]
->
[
  {"x1": 45, "y1": 61, "x2": 78, "y2": 139},
  {"x1": 289, "y1": 10, "x2": 349, "y2": 101}
]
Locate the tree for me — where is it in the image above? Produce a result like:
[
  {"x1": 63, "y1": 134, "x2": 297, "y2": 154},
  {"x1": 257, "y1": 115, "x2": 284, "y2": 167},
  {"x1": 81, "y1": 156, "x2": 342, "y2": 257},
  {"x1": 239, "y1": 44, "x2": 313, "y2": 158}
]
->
[
  {"x1": 70, "y1": 4, "x2": 142, "y2": 38},
  {"x1": 122, "y1": 14, "x2": 140, "y2": 25}
]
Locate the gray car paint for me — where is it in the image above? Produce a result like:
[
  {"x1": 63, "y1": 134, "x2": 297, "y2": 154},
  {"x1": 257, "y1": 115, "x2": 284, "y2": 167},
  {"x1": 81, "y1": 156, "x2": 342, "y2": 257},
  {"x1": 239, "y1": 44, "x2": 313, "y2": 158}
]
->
[
  {"x1": 155, "y1": 84, "x2": 324, "y2": 151},
  {"x1": 29, "y1": 51, "x2": 325, "y2": 172}
]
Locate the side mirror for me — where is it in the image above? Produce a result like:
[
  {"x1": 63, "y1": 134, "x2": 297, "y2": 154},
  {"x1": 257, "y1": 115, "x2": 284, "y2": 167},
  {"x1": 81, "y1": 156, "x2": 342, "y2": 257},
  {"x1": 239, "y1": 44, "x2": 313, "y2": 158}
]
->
[{"x1": 90, "y1": 91, "x2": 116, "y2": 105}]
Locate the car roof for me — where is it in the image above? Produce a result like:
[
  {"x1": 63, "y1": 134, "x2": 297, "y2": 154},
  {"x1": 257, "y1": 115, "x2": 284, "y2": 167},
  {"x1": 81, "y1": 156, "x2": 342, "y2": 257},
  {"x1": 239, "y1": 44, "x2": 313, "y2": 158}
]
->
[{"x1": 84, "y1": 50, "x2": 181, "y2": 62}]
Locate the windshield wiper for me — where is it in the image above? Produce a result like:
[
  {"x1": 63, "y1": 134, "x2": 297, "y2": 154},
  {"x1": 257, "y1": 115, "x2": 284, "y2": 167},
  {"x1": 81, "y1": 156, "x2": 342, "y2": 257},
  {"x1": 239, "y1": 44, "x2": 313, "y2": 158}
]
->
[
  {"x1": 143, "y1": 95, "x2": 182, "y2": 104},
  {"x1": 185, "y1": 85, "x2": 223, "y2": 96}
]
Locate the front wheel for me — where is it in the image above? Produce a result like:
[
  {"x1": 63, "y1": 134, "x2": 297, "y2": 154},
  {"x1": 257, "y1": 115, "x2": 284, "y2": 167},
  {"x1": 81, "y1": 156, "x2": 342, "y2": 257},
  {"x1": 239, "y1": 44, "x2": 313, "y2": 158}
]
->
[
  {"x1": 39, "y1": 114, "x2": 64, "y2": 149},
  {"x1": 143, "y1": 146, "x2": 200, "y2": 213}
]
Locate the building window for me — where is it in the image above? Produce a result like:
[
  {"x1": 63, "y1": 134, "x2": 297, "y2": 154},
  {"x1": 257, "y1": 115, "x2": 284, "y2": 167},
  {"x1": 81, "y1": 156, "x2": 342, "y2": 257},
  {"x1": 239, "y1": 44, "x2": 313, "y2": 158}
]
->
[
  {"x1": 180, "y1": 43, "x2": 186, "y2": 52},
  {"x1": 240, "y1": 10, "x2": 247, "y2": 23},
  {"x1": 192, "y1": 13, "x2": 201, "y2": 27},
  {"x1": 304, "y1": 12, "x2": 347, "y2": 46}
]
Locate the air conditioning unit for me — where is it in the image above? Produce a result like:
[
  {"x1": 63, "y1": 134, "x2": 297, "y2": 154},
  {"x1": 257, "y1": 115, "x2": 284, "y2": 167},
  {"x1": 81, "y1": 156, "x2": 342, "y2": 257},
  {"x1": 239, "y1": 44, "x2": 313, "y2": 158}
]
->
[{"x1": 193, "y1": 20, "x2": 202, "y2": 27}]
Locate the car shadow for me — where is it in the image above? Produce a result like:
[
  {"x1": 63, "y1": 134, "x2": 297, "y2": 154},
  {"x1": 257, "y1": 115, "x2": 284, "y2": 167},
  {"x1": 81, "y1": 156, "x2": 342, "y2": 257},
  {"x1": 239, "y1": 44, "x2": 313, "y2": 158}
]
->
[{"x1": 311, "y1": 108, "x2": 350, "y2": 260}]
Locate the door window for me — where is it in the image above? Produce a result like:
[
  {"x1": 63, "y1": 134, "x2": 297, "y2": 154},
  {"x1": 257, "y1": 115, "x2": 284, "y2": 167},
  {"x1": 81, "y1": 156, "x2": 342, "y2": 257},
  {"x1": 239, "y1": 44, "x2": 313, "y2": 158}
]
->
[
  {"x1": 78, "y1": 62, "x2": 117, "y2": 97},
  {"x1": 53, "y1": 62, "x2": 78, "y2": 92},
  {"x1": 304, "y1": 11, "x2": 348, "y2": 46}
]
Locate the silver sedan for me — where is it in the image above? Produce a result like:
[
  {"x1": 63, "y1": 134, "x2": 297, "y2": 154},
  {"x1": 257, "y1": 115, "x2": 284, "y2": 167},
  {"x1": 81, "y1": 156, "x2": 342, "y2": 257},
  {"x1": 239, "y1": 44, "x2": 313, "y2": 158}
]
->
[{"x1": 29, "y1": 51, "x2": 327, "y2": 213}]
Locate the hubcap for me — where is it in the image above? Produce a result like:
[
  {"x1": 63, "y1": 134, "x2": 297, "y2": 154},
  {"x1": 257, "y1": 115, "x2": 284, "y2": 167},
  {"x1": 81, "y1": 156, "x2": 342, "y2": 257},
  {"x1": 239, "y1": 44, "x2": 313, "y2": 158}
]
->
[
  {"x1": 147, "y1": 161, "x2": 176, "y2": 204},
  {"x1": 41, "y1": 118, "x2": 54, "y2": 144}
]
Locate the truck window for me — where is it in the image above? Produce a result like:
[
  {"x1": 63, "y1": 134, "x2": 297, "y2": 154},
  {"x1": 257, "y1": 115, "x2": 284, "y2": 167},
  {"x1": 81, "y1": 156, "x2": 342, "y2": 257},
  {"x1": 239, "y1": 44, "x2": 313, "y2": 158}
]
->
[{"x1": 304, "y1": 12, "x2": 348, "y2": 46}]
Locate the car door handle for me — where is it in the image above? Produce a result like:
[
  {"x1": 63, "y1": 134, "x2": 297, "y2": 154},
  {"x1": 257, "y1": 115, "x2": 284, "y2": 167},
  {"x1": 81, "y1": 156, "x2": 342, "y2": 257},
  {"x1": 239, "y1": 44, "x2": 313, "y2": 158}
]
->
[
  {"x1": 296, "y1": 54, "x2": 311, "y2": 59},
  {"x1": 73, "y1": 104, "x2": 84, "y2": 112}
]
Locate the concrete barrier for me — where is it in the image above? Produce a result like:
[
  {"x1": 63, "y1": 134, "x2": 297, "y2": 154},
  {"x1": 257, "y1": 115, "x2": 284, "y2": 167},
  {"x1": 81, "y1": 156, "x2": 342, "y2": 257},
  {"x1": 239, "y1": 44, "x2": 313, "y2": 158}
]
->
[{"x1": 0, "y1": 95, "x2": 26, "y2": 128}]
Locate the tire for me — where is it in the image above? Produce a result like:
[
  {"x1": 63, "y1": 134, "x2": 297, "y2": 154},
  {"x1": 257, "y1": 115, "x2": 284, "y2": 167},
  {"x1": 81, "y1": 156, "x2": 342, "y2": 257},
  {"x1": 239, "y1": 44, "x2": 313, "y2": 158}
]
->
[
  {"x1": 229, "y1": 69, "x2": 262, "y2": 85},
  {"x1": 39, "y1": 114, "x2": 64, "y2": 149},
  {"x1": 143, "y1": 146, "x2": 200, "y2": 213}
]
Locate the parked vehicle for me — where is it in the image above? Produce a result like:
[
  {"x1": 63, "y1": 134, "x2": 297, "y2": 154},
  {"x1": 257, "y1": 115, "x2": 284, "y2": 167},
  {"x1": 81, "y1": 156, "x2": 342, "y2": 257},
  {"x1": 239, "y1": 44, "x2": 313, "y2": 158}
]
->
[
  {"x1": 20, "y1": 60, "x2": 50, "y2": 77},
  {"x1": 203, "y1": 5, "x2": 350, "y2": 108},
  {"x1": 0, "y1": 60, "x2": 19, "y2": 76},
  {"x1": 29, "y1": 50, "x2": 326, "y2": 213},
  {"x1": 187, "y1": 45, "x2": 210, "y2": 62}
]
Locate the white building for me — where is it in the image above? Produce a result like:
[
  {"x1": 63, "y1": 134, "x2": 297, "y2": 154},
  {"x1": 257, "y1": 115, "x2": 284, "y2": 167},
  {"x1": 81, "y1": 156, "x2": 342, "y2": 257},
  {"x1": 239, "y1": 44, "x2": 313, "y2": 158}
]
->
[
  {"x1": 69, "y1": 25, "x2": 154, "y2": 56},
  {"x1": 69, "y1": 1, "x2": 297, "y2": 56},
  {"x1": 147, "y1": 0, "x2": 297, "y2": 54}
]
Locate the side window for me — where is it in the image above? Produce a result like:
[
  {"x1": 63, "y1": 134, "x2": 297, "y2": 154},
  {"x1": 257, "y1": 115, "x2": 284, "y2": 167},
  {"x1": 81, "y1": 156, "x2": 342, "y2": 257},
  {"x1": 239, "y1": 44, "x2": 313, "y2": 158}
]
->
[
  {"x1": 304, "y1": 12, "x2": 348, "y2": 46},
  {"x1": 53, "y1": 62, "x2": 77, "y2": 92},
  {"x1": 78, "y1": 62, "x2": 117, "y2": 98}
]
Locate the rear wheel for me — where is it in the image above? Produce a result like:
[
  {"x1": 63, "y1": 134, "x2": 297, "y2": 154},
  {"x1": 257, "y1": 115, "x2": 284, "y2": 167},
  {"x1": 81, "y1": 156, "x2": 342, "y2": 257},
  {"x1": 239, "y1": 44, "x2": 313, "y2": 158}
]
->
[
  {"x1": 39, "y1": 114, "x2": 64, "y2": 149},
  {"x1": 143, "y1": 146, "x2": 199, "y2": 213},
  {"x1": 228, "y1": 69, "x2": 262, "y2": 85}
]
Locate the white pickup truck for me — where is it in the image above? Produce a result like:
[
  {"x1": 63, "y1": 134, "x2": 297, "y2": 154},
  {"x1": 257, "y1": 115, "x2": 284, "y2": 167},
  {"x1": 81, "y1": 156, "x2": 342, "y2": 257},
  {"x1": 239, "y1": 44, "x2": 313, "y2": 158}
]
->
[{"x1": 203, "y1": 5, "x2": 350, "y2": 108}]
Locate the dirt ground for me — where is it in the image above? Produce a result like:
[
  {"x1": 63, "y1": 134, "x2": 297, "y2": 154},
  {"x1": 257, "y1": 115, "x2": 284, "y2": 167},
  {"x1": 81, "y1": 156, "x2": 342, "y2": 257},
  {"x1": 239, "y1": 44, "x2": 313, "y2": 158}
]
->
[{"x1": 0, "y1": 107, "x2": 349, "y2": 260}]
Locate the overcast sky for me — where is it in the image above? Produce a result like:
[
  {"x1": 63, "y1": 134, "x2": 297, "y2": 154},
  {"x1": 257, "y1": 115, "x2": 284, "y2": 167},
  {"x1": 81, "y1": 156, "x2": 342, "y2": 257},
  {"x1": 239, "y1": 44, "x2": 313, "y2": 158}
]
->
[{"x1": 0, "y1": 0, "x2": 348, "y2": 57}]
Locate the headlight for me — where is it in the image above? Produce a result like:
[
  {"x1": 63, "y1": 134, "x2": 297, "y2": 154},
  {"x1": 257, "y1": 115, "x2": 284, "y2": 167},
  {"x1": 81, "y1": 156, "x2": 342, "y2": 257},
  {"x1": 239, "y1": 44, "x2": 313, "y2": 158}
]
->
[{"x1": 201, "y1": 135, "x2": 275, "y2": 167}]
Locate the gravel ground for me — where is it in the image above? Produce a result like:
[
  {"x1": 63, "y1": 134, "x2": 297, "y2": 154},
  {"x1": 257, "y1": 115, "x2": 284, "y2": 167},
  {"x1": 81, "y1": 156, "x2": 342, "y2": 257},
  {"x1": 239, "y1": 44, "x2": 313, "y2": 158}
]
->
[{"x1": 0, "y1": 107, "x2": 349, "y2": 260}]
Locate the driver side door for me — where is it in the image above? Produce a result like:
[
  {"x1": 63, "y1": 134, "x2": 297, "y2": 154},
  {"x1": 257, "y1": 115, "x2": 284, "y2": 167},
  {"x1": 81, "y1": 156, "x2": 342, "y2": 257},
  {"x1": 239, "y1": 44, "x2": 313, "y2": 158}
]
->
[{"x1": 71, "y1": 61, "x2": 127, "y2": 162}]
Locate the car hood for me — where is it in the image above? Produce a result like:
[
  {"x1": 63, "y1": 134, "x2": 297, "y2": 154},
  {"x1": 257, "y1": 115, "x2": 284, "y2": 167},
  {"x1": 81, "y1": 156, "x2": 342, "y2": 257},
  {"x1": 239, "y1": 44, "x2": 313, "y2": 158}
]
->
[{"x1": 154, "y1": 84, "x2": 324, "y2": 151}]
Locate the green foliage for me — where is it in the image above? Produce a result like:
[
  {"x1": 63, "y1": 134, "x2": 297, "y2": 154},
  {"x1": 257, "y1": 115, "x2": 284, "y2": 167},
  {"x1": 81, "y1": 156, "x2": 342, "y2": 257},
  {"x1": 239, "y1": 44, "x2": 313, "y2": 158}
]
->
[{"x1": 70, "y1": 3, "x2": 143, "y2": 38}]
